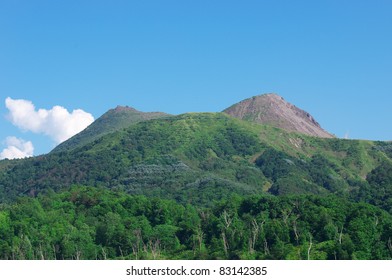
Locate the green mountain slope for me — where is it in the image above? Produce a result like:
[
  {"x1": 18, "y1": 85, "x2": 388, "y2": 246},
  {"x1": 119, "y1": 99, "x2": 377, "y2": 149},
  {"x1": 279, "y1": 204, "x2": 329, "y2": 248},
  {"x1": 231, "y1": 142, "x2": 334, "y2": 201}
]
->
[
  {"x1": 51, "y1": 106, "x2": 170, "y2": 153},
  {"x1": 0, "y1": 112, "x2": 391, "y2": 212}
]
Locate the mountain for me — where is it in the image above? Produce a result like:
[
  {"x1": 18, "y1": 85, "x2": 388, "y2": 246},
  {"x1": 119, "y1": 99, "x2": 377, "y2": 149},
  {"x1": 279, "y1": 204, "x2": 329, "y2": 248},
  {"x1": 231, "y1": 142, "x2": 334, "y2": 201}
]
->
[
  {"x1": 223, "y1": 93, "x2": 334, "y2": 138},
  {"x1": 1, "y1": 95, "x2": 392, "y2": 260},
  {"x1": 1, "y1": 94, "x2": 391, "y2": 211},
  {"x1": 0, "y1": 113, "x2": 266, "y2": 206},
  {"x1": 54, "y1": 93, "x2": 330, "y2": 154},
  {"x1": 52, "y1": 106, "x2": 170, "y2": 153},
  {"x1": 1, "y1": 111, "x2": 391, "y2": 211}
]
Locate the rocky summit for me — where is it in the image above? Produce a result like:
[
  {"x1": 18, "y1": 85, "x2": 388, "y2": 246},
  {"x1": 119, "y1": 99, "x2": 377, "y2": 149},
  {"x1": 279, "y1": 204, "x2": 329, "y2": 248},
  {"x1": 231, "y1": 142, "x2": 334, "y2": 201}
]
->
[{"x1": 223, "y1": 93, "x2": 334, "y2": 138}]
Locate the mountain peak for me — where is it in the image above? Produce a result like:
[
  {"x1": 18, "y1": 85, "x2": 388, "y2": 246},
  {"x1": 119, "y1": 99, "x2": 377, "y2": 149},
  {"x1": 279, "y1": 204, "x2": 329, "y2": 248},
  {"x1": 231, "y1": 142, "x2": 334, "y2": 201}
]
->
[
  {"x1": 51, "y1": 106, "x2": 170, "y2": 153},
  {"x1": 223, "y1": 93, "x2": 334, "y2": 138},
  {"x1": 113, "y1": 105, "x2": 139, "y2": 112}
]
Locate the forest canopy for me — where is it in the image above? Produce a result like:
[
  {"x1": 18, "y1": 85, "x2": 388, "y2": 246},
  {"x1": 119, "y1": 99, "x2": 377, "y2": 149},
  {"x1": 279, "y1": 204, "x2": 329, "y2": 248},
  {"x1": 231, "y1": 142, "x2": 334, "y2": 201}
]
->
[{"x1": 0, "y1": 186, "x2": 391, "y2": 260}]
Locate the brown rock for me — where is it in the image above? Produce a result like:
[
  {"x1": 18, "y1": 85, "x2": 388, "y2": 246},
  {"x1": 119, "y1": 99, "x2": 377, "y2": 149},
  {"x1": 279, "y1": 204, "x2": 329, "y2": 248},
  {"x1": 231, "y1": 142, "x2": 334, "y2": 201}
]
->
[{"x1": 223, "y1": 93, "x2": 334, "y2": 138}]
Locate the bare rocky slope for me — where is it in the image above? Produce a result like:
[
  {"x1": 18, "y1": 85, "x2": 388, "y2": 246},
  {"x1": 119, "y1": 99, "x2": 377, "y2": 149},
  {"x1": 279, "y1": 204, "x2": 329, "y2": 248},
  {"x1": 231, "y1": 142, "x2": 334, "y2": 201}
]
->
[{"x1": 223, "y1": 93, "x2": 334, "y2": 138}]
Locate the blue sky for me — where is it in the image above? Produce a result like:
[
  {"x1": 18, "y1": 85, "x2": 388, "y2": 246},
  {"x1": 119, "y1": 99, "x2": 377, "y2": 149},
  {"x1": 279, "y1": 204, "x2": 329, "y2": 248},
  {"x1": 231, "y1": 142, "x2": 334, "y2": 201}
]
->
[{"x1": 1, "y1": 0, "x2": 392, "y2": 157}]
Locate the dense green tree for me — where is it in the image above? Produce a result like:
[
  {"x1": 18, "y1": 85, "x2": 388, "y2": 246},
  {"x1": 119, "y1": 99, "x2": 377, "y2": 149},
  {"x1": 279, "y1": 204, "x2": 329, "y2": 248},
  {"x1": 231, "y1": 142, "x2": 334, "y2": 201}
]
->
[{"x1": 0, "y1": 186, "x2": 391, "y2": 260}]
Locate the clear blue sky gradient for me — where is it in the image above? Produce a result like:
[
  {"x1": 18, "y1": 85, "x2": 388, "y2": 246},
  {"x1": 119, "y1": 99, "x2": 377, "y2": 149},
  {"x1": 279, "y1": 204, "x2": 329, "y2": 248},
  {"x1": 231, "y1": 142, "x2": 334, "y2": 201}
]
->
[{"x1": 1, "y1": 0, "x2": 392, "y2": 155}]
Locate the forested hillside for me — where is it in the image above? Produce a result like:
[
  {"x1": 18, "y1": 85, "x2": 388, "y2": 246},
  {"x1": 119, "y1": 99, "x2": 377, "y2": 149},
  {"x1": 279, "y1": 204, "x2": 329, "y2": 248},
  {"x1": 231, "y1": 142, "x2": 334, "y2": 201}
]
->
[
  {"x1": 1, "y1": 113, "x2": 391, "y2": 211},
  {"x1": 0, "y1": 109, "x2": 392, "y2": 260}
]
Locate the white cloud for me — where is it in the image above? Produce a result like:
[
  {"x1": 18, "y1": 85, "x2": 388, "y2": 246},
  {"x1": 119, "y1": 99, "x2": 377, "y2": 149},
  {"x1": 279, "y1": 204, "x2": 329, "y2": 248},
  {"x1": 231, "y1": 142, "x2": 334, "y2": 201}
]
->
[
  {"x1": 5, "y1": 97, "x2": 95, "y2": 144},
  {"x1": 0, "y1": 136, "x2": 34, "y2": 160}
]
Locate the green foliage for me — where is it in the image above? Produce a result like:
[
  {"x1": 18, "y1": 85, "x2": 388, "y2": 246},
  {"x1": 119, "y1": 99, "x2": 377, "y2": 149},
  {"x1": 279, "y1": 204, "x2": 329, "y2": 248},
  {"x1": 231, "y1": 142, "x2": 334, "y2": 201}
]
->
[
  {"x1": 255, "y1": 148, "x2": 349, "y2": 196},
  {"x1": 0, "y1": 186, "x2": 391, "y2": 260},
  {"x1": 373, "y1": 141, "x2": 392, "y2": 159},
  {"x1": 352, "y1": 161, "x2": 392, "y2": 213}
]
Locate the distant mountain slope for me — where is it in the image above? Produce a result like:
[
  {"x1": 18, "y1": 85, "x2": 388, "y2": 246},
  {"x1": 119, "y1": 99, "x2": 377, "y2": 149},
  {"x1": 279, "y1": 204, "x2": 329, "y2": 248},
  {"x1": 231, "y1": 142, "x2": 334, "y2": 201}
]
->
[
  {"x1": 1, "y1": 112, "x2": 390, "y2": 211},
  {"x1": 223, "y1": 93, "x2": 334, "y2": 138},
  {"x1": 0, "y1": 113, "x2": 266, "y2": 206},
  {"x1": 52, "y1": 106, "x2": 170, "y2": 153}
]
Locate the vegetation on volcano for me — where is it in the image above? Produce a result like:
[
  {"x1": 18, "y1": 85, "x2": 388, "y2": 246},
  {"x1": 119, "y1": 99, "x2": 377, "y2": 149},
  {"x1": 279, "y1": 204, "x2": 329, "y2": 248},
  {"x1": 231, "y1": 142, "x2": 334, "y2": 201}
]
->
[{"x1": 1, "y1": 113, "x2": 392, "y2": 259}]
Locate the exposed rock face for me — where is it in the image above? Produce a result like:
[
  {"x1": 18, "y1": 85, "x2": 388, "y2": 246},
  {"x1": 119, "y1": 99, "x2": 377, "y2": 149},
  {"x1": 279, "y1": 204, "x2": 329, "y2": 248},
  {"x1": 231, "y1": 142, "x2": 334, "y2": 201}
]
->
[{"x1": 223, "y1": 93, "x2": 334, "y2": 138}]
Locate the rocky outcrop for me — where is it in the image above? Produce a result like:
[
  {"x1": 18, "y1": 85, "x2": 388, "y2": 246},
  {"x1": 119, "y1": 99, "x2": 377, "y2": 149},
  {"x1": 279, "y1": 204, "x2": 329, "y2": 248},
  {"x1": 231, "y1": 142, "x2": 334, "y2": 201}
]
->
[{"x1": 223, "y1": 93, "x2": 334, "y2": 138}]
